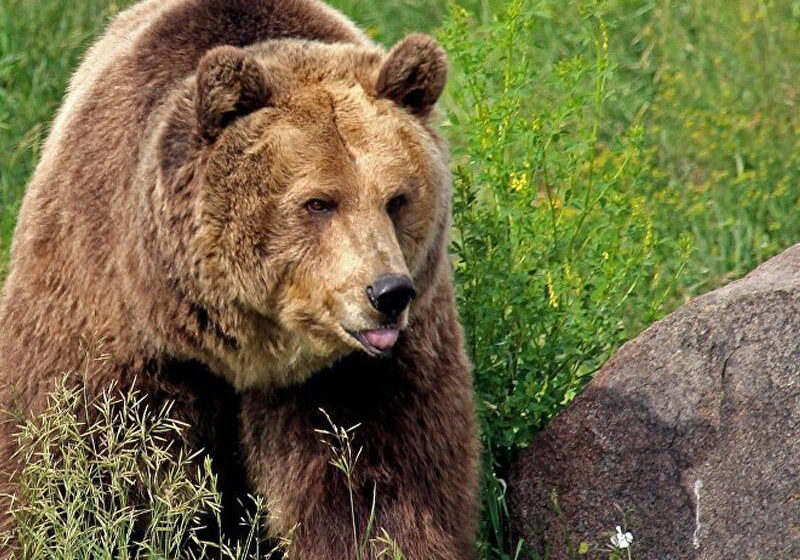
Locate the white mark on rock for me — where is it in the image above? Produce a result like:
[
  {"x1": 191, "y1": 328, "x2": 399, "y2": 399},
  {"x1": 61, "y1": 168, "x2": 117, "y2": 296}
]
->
[{"x1": 693, "y1": 479, "x2": 703, "y2": 549}]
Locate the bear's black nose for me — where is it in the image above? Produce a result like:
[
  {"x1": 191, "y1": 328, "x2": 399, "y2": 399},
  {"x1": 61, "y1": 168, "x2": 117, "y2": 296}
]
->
[{"x1": 367, "y1": 274, "x2": 416, "y2": 319}]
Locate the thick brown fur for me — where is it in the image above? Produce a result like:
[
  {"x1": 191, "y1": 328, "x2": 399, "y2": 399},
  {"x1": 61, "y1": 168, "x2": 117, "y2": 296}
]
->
[{"x1": 0, "y1": 1, "x2": 479, "y2": 558}]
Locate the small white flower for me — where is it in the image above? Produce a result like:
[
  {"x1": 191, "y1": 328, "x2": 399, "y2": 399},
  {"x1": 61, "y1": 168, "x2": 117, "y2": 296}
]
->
[{"x1": 610, "y1": 526, "x2": 633, "y2": 549}]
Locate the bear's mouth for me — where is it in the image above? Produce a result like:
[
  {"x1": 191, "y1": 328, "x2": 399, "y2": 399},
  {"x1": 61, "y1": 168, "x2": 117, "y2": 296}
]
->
[{"x1": 346, "y1": 328, "x2": 400, "y2": 358}]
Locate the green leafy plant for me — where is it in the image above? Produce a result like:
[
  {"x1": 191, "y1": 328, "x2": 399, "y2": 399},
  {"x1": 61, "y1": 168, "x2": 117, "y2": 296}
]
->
[
  {"x1": 439, "y1": 1, "x2": 687, "y2": 557},
  {"x1": 442, "y1": 0, "x2": 685, "y2": 459}
]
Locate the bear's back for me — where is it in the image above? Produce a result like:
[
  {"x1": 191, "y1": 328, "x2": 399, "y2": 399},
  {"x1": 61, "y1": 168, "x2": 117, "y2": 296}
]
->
[{"x1": 54, "y1": 0, "x2": 368, "y2": 141}]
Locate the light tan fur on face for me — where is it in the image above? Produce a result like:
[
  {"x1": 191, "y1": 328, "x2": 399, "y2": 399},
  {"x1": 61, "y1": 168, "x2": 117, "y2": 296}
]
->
[{"x1": 193, "y1": 41, "x2": 449, "y2": 389}]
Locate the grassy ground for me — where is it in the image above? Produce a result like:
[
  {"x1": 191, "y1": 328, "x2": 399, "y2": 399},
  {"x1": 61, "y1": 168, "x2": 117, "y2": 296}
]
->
[{"x1": 2, "y1": 0, "x2": 800, "y2": 557}]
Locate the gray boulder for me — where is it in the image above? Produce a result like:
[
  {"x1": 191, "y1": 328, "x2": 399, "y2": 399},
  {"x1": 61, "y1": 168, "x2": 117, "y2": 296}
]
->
[{"x1": 508, "y1": 243, "x2": 800, "y2": 559}]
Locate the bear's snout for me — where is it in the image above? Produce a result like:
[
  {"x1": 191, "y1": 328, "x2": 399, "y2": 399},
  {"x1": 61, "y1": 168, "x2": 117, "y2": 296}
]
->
[{"x1": 366, "y1": 274, "x2": 416, "y2": 320}]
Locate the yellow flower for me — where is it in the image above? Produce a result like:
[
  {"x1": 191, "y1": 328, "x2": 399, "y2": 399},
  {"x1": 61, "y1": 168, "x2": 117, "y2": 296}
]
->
[
  {"x1": 601, "y1": 23, "x2": 609, "y2": 53},
  {"x1": 645, "y1": 221, "x2": 654, "y2": 248},
  {"x1": 547, "y1": 272, "x2": 558, "y2": 308},
  {"x1": 510, "y1": 171, "x2": 528, "y2": 192}
]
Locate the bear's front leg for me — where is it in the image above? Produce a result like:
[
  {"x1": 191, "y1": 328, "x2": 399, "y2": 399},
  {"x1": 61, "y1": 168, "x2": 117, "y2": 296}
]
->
[{"x1": 240, "y1": 307, "x2": 479, "y2": 560}]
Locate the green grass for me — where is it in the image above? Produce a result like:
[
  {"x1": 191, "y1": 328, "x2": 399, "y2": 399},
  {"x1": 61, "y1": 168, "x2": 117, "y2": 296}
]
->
[
  {"x1": 2, "y1": 0, "x2": 800, "y2": 557},
  {"x1": 4, "y1": 359, "x2": 281, "y2": 560}
]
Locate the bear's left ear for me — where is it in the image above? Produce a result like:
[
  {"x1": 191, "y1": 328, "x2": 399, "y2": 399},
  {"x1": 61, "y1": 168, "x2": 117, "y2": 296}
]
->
[
  {"x1": 195, "y1": 46, "x2": 286, "y2": 142},
  {"x1": 376, "y1": 34, "x2": 448, "y2": 117}
]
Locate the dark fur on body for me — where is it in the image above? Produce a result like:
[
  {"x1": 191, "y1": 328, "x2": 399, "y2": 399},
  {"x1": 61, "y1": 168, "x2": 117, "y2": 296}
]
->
[{"x1": 0, "y1": 1, "x2": 479, "y2": 558}]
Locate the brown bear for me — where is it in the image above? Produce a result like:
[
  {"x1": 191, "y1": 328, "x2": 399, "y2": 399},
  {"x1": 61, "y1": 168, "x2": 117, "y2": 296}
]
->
[{"x1": 0, "y1": 0, "x2": 479, "y2": 558}]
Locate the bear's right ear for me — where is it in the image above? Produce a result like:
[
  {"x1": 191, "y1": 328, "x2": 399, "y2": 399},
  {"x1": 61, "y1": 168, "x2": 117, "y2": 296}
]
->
[
  {"x1": 376, "y1": 34, "x2": 448, "y2": 117},
  {"x1": 195, "y1": 46, "x2": 284, "y2": 142}
]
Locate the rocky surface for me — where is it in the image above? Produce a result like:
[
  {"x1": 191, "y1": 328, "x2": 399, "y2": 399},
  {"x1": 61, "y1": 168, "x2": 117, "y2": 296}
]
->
[{"x1": 508, "y1": 243, "x2": 800, "y2": 559}]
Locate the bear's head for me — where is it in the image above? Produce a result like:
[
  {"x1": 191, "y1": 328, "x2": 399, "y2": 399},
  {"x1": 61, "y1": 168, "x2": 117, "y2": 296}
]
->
[{"x1": 179, "y1": 36, "x2": 450, "y2": 389}]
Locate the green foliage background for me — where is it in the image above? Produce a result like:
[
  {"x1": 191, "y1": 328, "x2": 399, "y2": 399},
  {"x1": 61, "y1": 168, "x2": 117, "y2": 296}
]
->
[{"x1": 2, "y1": 0, "x2": 800, "y2": 557}]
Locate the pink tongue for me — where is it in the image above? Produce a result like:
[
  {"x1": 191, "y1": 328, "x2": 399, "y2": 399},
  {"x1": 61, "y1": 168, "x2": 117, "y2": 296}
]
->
[{"x1": 363, "y1": 328, "x2": 400, "y2": 351}]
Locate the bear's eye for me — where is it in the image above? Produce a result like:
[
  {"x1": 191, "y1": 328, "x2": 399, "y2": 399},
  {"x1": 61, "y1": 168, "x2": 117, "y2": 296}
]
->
[
  {"x1": 386, "y1": 194, "x2": 407, "y2": 218},
  {"x1": 305, "y1": 198, "x2": 336, "y2": 214}
]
